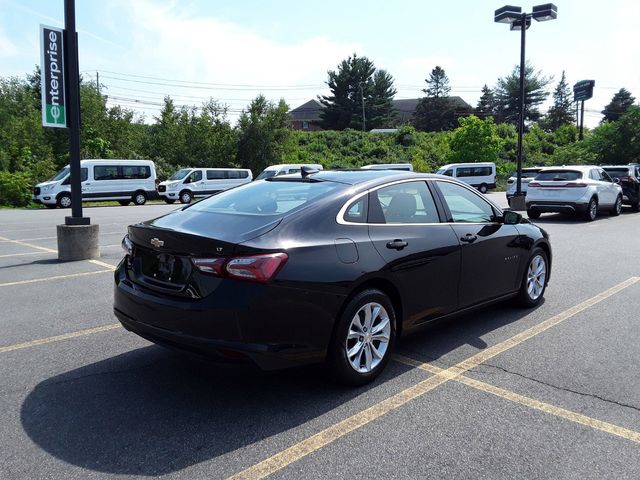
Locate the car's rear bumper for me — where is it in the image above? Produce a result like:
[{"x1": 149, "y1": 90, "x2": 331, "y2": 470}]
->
[
  {"x1": 113, "y1": 261, "x2": 338, "y2": 370},
  {"x1": 525, "y1": 200, "x2": 588, "y2": 213}
]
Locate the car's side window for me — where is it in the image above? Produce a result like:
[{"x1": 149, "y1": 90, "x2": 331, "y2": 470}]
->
[
  {"x1": 343, "y1": 197, "x2": 368, "y2": 223},
  {"x1": 370, "y1": 181, "x2": 439, "y2": 224},
  {"x1": 590, "y1": 169, "x2": 602, "y2": 181},
  {"x1": 436, "y1": 181, "x2": 496, "y2": 223},
  {"x1": 600, "y1": 170, "x2": 613, "y2": 183},
  {"x1": 189, "y1": 170, "x2": 203, "y2": 182}
]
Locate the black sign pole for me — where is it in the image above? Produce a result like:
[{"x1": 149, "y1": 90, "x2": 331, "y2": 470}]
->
[
  {"x1": 579, "y1": 100, "x2": 585, "y2": 141},
  {"x1": 63, "y1": 0, "x2": 88, "y2": 225}
]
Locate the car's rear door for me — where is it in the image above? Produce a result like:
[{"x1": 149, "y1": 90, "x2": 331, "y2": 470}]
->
[
  {"x1": 366, "y1": 180, "x2": 461, "y2": 326},
  {"x1": 431, "y1": 179, "x2": 522, "y2": 307}
]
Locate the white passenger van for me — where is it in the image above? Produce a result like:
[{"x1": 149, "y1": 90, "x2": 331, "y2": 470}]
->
[
  {"x1": 157, "y1": 167, "x2": 253, "y2": 204},
  {"x1": 436, "y1": 162, "x2": 497, "y2": 193},
  {"x1": 255, "y1": 164, "x2": 323, "y2": 180},
  {"x1": 361, "y1": 163, "x2": 414, "y2": 171},
  {"x1": 32, "y1": 159, "x2": 157, "y2": 208}
]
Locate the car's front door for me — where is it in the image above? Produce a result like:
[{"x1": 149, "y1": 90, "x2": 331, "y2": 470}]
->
[
  {"x1": 432, "y1": 179, "x2": 522, "y2": 307},
  {"x1": 186, "y1": 169, "x2": 205, "y2": 196},
  {"x1": 367, "y1": 180, "x2": 461, "y2": 326}
]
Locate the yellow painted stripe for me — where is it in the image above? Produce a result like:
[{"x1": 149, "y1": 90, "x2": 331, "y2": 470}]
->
[
  {"x1": 394, "y1": 354, "x2": 640, "y2": 445},
  {"x1": 0, "y1": 235, "x2": 117, "y2": 270},
  {"x1": 0, "y1": 269, "x2": 112, "y2": 287},
  {"x1": 0, "y1": 323, "x2": 121, "y2": 353},
  {"x1": 227, "y1": 277, "x2": 639, "y2": 480}
]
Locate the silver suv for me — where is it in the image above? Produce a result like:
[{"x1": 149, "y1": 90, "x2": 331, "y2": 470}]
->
[{"x1": 525, "y1": 166, "x2": 623, "y2": 221}]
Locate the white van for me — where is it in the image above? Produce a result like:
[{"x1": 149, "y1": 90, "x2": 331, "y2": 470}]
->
[
  {"x1": 436, "y1": 162, "x2": 497, "y2": 193},
  {"x1": 158, "y1": 167, "x2": 253, "y2": 204},
  {"x1": 32, "y1": 159, "x2": 157, "y2": 208},
  {"x1": 255, "y1": 164, "x2": 323, "y2": 180},
  {"x1": 361, "y1": 163, "x2": 414, "y2": 171}
]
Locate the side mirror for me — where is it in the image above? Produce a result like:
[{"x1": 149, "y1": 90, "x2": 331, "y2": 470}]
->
[
  {"x1": 503, "y1": 210, "x2": 522, "y2": 225},
  {"x1": 613, "y1": 177, "x2": 620, "y2": 184}
]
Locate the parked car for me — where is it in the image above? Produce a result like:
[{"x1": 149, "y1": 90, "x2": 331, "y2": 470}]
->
[
  {"x1": 157, "y1": 168, "x2": 252, "y2": 204},
  {"x1": 526, "y1": 166, "x2": 623, "y2": 221},
  {"x1": 602, "y1": 164, "x2": 640, "y2": 211},
  {"x1": 506, "y1": 167, "x2": 544, "y2": 204},
  {"x1": 255, "y1": 164, "x2": 323, "y2": 180},
  {"x1": 32, "y1": 159, "x2": 157, "y2": 208},
  {"x1": 114, "y1": 170, "x2": 551, "y2": 385},
  {"x1": 361, "y1": 163, "x2": 414, "y2": 171},
  {"x1": 436, "y1": 162, "x2": 496, "y2": 193}
]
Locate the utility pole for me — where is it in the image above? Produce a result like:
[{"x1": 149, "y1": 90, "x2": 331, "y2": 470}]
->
[{"x1": 96, "y1": 70, "x2": 100, "y2": 95}]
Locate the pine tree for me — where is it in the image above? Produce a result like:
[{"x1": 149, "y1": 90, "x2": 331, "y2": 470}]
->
[
  {"x1": 414, "y1": 66, "x2": 470, "y2": 132},
  {"x1": 543, "y1": 71, "x2": 576, "y2": 130},
  {"x1": 424, "y1": 66, "x2": 451, "y2": 98},
  {"x1": 601, "y1": 88, "x2": 636, "y2": 123},
  {"x1": 475, "y1": 84, "x2": 496, "y2": 119},
  {"x1": 494, "y1": 63, "x2": 552, "y2": 125}
]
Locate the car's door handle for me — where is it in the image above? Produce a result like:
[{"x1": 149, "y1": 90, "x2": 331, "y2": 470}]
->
[
  {"x1": 386, "y1": 239, "x2": 408, "y2": 250},
  {"x1": 460, "y1": 234, "x2": 477, "y2": 243}
]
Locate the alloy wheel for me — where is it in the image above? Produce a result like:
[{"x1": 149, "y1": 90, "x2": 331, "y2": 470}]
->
[
  {"x1": 526, "y1": 254, "x2": 547, "y2": 301},
  {"x1": 345, "y1": 302, "x2": 391, "y2": 373},
  {"x1": 59, "y1": 195, "x2": 71, "y2": 208}
]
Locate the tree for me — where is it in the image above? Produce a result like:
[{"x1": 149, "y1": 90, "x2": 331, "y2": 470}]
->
[
  {"x1": 413, "y1": 66, "x2": 471, "y2": 132},
  {"x1": 494, "y1": 63, "x2": 552, "y2": 125},
  {"x1": 541, "y1": 71, "x2": 575, "y2": 131},
  {"x1": 475, "y1": 84, "x2": 496, "y2": 119},
  {"x1": 237, "y1": 95, "x2": 291, "y2": 174},
  {"x1": 447, "y1": 115, "x2": 503, "y2": 164},
  {"x1": 423, "y1": 66, "x2": 451, "y2": 98},
  {"x1": 601, "y1": 88, "x2": 636, "y2": 123},
  {"x1": 319, "y1": 54, "x2": 396, "y2": 130},
  {"x1": 589, "y1": 106, "x2": 640, "y2": 164}
]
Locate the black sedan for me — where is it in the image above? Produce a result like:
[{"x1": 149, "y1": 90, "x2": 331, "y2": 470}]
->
[{"x1": 114, "y1": 170, "x2": 551, "y2": 385}]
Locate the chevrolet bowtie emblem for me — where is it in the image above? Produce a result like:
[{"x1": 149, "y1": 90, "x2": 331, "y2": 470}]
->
[{"x1": 150, "y1": 238, "x2": 164, "y2": 248}]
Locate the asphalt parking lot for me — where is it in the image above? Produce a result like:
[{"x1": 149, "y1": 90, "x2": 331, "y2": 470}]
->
[{"x1": 1, "y1": 195, "x2": 639, "y2": 479}]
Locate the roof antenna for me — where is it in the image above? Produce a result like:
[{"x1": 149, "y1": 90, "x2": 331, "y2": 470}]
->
[{"x1": 301, "y1": 166, "x2": 319, "y2": 178}]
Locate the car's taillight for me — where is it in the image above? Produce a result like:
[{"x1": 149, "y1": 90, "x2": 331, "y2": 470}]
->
[
  {"x1": 192, "y1": 253, "x2": 288, "y2": 283},
  {"x1": 528, "y1": 182, "x2": 541, "y2": 188},
  {"x1": 565, "y1": 182, "x2": 587, "y2": 188},
  {"x1": 155, "y1": 178, "x2": 160, "y2": 190}
]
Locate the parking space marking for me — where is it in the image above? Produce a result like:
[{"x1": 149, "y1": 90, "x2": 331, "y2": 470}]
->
[
  {"x1": 0, "y1": 252, "x2": 50, "y2": 258},
  {"x1": 394, "y1": 354, "x2": 640, "y2": 445},
  {"x1": 0, "y1": 323, "x2": 121, "y2": 353},
  {"x1": 0, "y1": 269, "x2": 113, "y2": 287},
  {"x1": 0, "y1": 231, "x2": 124, "y2": 243},
  {"x1": 0, "y1": 236, "x2": 117, "y2": 270},
  {"x1": 227, "y1": 276, "x2": 640, "y2": 480}
]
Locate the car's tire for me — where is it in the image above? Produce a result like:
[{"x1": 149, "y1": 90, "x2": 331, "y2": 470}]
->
[
  {"x1": 57, "y1": 193, "x2": 72, "y2": 209},
  {"x1": 582, "y1": 197, "x2": 598, "y2": 221},
  {"x1": 327, "y1": 289, "x2": 396, "y2": 386},
  {"x1": 610, "y1": 195, "x2": 622, "y2": 216},
  {"x1": 132, "y1": 191, "x2": 147, "y2": 205},
  {"x1": 164, "y1": 199, "x2": 176, "y2": 204},
  {"x1": 44, "y1": 203, "x2": 57, "y2": 209},
  {"x1": 515, "y1": 247, "x2": 548, "y2": 308},
  {"x1": 632, "y1": 201, "x2": 640, "y2": 212},
  {"x1": 478, "y1": 184, "x2": 488, "y2": 194},
  {"x1": 118, "y1": 200, "x2": 131, "y2": 206},
  {"x1": 527, "y1": 208, "x2": 541, "y2": 219},
  {"x1": 179, "y1": 190, "x2": 192, "y2": 204}
]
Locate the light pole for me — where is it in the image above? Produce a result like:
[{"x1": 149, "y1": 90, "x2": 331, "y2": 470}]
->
[
  {"x1": 358, "y1": 82, "x2": 366, "y2": 132},
  {"x1": 494, "y1": 4, "x2": 557, "y2": 210}
]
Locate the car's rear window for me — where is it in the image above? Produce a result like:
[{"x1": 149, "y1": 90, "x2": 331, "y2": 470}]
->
[
  {"x1": 188, "y1": 180, "x2": 342, "y2": 216},
  {"x1": 603, "y1": 168, "x2": 629, "y2": 178},
  {"x1": 535, "y1": 170, "x2": 582, "y2": 181}
]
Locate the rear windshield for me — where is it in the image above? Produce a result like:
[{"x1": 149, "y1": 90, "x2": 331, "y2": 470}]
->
[
  {"x1": 535, "y1": 170, "x2": 583, "y2": 181},
  {"x1": 255, "y1": 170, "x2": 277, "y2": 180},
  {"x1": 188, "y1": 179, "x2": 343, "y2": 216},
  {"x1": 510, "y1": 170, "x2": 541, "y2": 178},
  {"x1": 603, "y1": 168, "x2": 629, "y2": 178}
]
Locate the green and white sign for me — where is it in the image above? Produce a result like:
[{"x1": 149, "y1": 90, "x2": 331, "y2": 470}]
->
[{"x1": 40, "y1": 24, "x2": 67, "y2": 128}]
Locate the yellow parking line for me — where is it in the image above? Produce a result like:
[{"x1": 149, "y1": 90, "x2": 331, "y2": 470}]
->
[
  {"x1": 0, "y1": 269, "x2": 113, "y2": 287},
  {"x1": 0, "y1": 323, "x2": 121, "y2": 353},
  {"x1": 227, "y1": 276, "x2": 639, "y2": 480},
  {"x1": 0, "y1": 236, "x2": 117, "y2": 270},
  {"x1": 394, "y1": 354, "x2": 640, "y2": 445}
]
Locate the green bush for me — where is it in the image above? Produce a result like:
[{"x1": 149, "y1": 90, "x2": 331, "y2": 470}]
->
[{"x1": 0, "y1": 171, "x2": 32, "y2": 207}]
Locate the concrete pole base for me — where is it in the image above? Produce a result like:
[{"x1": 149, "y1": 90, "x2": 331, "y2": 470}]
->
[
  {"x1": 509, "y1": 195, "x2": 527, "y2": 212},
  {"x1": 57, "y1": 224, "x2": 100, "y2": 261}
]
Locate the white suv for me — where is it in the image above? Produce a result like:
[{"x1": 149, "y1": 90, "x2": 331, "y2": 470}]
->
[
  {"x1": 505, "y1": 167, "x2": 543, "y2": 204},
  {"x1": 525, "y1": 166, "x2": 623, "y2": 221}
]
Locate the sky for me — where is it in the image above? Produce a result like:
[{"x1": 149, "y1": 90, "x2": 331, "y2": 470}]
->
[{"x1": 1, "y1": 0, "x2": 638, "y2": 128}]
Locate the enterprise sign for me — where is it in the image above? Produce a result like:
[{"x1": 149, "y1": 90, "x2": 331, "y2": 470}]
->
[{"x1": 40, "y1": 25, "x2": 67, "y2": 128}]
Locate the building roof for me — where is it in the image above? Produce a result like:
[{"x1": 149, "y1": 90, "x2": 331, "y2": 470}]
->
[{"x1": 289, "y1": 99, "x2": 323, "y2": 122}]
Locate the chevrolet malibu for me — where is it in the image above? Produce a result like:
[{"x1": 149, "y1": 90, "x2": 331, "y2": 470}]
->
[{"x1": 114, "y1": 170, "x2": 551, "y2": 385}]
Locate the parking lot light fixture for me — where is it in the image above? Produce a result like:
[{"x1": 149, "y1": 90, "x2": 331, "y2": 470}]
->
[{"x1": 494, "y1": 4, "x2": 557, "y2": 211}]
